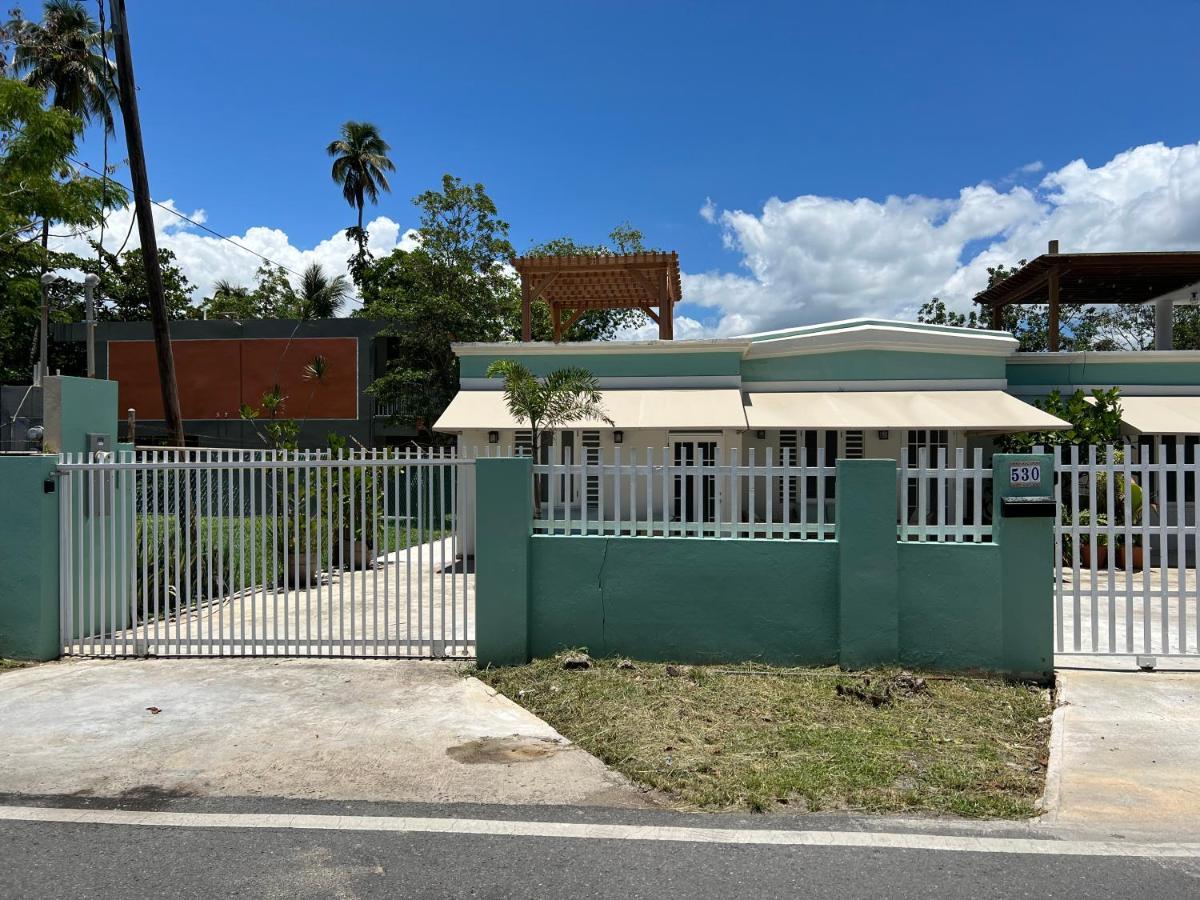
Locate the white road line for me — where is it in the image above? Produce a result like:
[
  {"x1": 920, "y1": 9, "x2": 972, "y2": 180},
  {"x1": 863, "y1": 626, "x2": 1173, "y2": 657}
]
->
[{"x1": 0, "y1": 805, "x2": 1198, "y2": 857}]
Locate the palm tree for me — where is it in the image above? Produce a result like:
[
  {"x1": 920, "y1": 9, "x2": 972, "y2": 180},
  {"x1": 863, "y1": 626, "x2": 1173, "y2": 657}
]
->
[
  {"x1": 297, "y1": 263, "x2": 350, "y2": 318},
  {"x1": 486, "y1": 360, "x2": 612, "y2": 514},
  {"x1": 327, "y1": 121, "x2": 395, "y2": 261},
  {"x1": 9, "y1": 0, "x2": 117, "y2": 260}
]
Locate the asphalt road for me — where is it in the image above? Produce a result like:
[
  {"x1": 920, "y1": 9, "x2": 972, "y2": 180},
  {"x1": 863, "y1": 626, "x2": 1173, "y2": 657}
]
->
[{"x1": 3, "y1": 799, "x2": 1199, "y2": 899}]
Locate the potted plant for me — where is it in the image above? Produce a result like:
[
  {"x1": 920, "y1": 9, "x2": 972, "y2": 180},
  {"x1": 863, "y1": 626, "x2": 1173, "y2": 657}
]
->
[
  {"x1": 1092, "y1": 448, "x2": 1150, "y2": 572},
  {"x1": 1075, "y1": 509, "x2": 1109, "y2": 569},
  {"x1": 331, "y1": 454, "x2": 384, "y2": 570}
]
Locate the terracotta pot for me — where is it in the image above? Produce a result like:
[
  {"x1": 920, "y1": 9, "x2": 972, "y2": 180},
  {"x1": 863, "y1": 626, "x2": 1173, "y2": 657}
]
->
[
  {"x1": 1079, "y1": 541, "x2": 1108, "y2": 569},
  {"x1": 1117, "y1": 544, "x2": 1144, "y2": 571},
  {"x1": 336, "y1": 535, "x2": 375, "y2": 570},
  {"x1": 286, "y1": 553, "x2": 320, "y2": 587}
]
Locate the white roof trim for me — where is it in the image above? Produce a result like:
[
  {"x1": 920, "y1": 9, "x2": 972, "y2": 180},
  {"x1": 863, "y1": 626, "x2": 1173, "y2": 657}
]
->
[
  {"x1": 742, "y1": 323, "x2": 1017, "y2": 359},
  {"x1": 452, "y1": 339, "x2": 750, "y2": 356}
]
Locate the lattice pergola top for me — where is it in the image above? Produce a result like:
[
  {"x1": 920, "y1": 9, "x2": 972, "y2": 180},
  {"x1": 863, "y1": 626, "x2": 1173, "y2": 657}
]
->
[{"x1": 512, "y1": 252, "x2": 681, "y2": 311}]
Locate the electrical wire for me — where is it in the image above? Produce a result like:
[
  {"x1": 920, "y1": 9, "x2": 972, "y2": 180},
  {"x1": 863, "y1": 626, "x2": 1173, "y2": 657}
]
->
[{"x1": 68, "y1": 154, "x2": 304, "y2": 279}]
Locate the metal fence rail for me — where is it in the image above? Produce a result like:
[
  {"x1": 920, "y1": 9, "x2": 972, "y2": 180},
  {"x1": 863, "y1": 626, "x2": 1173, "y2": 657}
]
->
[
  {"x1": 532, "y1": 448, "x2": 838, "y2": 539},
  {"x1": 57, "y1": 448, "x2": 474, "y2": 659},
  {"x1": 1051, "y1": 442, "x2": 1199, "y2": 659}
]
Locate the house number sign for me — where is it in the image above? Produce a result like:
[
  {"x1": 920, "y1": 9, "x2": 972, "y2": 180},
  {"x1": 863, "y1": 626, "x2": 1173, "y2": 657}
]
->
[{"x1": 1009, "y1": 462, "x2": 1042, "y2": 488}]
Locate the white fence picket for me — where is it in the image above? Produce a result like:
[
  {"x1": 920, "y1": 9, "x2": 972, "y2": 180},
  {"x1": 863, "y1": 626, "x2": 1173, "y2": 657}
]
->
[{"x1": 1053, "y1": 439, "x2": 1200, "y2": 659}]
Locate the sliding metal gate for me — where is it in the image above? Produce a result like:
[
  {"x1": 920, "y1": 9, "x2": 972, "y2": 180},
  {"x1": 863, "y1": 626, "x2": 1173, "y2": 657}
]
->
[
  {"x1": 57, "y1": 449, "x2": 475, "y2": 658},
  {"x1": 1052, "y1": 443, "x2": 1199, "y2": 661}
]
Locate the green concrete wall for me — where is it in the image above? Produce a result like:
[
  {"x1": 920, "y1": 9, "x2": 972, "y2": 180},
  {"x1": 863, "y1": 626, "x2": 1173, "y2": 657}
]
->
[
  {"x1": 472, "y1": 454, "x2": 1057, "y2": 679},
  {"x1": 1006, "y1": 357, "x2": 1200, "y2": 389},
  {"x1": 528, "y1": 536, "x2": 839, "y2": 665},
  {"x1": 898, "y1": 543, "x2": 1003, "y2": 670},
  {"x1": 992, "y1": 453, "x2": 1056, "y2": 682},
  {"x1": 474, "y1": 457, "x2": 533, "y2": 666},
  {"x1": 741, "y1": 350, "x2": 1005, "y2": 383},
  {"x1": 837, "y1": 460, "x2": 900, "y2": 667},
  {"x1": 459, "y1": 351, "x2": 744, "y2": 379},
  {"x1": 0, "y1": 456, "x2": 60, "y2": 660}
]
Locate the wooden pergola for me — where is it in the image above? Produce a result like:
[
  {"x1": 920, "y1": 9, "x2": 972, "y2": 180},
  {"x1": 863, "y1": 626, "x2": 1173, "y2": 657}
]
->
[
  {"x1": 973, "y1": 241, "x2": 1200, "y2": 351},
  {"x1": 513, "y1": 252, "x2": 682, "y2": 341}
]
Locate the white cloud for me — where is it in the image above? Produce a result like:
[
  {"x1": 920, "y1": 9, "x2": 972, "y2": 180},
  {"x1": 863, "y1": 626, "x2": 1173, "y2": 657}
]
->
[
  {"x1": 682, "y1": 140, "x2": 1200, "y2": 336},
  {"x1": 1018, "y1": 160, "x2": 1045, "y2": 174},
  {"x1": 51, "y1": 203, "x2": 419, "y2": 304}
]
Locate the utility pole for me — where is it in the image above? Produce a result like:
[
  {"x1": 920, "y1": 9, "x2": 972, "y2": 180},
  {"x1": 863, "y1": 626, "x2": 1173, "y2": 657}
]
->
[{"x1": 107, "y1": 0, "x2": 184, "y2": 445}]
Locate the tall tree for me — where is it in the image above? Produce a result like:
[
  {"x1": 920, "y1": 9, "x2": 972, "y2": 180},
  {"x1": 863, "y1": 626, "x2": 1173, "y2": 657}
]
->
[
  {"x1": 358, "y1": 175, "x2": 518, "y2": 437},
  {"x1": 0, "y1": 77, "x2": 121, "y2": 381},
  {"x1": 327, "y1": 121, "x2": 394, "y2": 273},
  {"x1": 7, "y1": 0, "x2": 117, "y2": 263}
]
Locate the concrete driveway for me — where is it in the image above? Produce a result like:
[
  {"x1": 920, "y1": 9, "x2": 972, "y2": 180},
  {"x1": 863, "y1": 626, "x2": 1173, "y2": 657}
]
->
[
  {"x1": 0, "y1": 659, "x2": 646, "y2": 808},
  {"x1": 1042, "y1": 669, "x2": 1200, "y2": 838}
]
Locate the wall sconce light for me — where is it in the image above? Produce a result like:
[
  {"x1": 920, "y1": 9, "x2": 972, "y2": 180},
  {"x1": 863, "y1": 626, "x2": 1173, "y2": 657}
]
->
[
  {"x1": 877, "y1": 430, "x2": 889, "y2": 441},
  {"x1": 755, "y1": 430, "x2": 766, "y2": 440},
  {"x1": 487, "y1": 430, "x2": 499, "y2": 444},
  {"x1": 612, "y1": 430, "x2": 624, "y2": 444}
]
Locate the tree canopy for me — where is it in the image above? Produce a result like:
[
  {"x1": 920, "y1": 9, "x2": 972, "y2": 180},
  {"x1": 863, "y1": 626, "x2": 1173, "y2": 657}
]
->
[
  {"x1": 0, "y1": 77, "x2": 124, "y2": 381},
  {"x1": 327, "y1": 120, "x2": 394, "y2": 276},
  {"x1": 197, "y1": 263, "x2": 347, "y2": 320},
  {"x1": 358, "y1": 174, "x2": 655, "y2": 435}
]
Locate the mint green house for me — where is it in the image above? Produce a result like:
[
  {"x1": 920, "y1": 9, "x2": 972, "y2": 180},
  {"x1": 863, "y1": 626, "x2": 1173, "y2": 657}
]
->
[
  {"x1": 436, "y1": 319, "x2": 1075, "y2": 530},
  {"x1": 436, "y1": 318, "x2": 1068, "y2": 469}
]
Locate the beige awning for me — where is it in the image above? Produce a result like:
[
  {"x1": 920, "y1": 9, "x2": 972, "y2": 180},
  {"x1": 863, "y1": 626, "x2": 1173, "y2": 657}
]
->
[
  {"x1": 434, "y1": 388, "x2": 748, "y2": 431},
  {"x1": 1104, "y1": 396, "x2": 1200, "y2": 435},
  {"x1": 743, "y1": 390, "x2": 1069, "y2": 432}
]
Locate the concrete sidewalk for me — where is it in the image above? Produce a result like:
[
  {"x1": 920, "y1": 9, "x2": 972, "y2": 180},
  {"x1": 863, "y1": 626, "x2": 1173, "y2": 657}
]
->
[
  {"x1": 1042, "y1": 669, "x2": 1200, "y2": 837},
  {"x1": 0, "y1": 659, "x2": 647, "y2": 808}
]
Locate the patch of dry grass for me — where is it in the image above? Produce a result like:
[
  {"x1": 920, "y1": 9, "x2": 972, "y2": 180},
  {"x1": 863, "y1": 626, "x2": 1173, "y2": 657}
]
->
[{"x1": 477, "y1": 655, "x2": 1052, "y2": 817}]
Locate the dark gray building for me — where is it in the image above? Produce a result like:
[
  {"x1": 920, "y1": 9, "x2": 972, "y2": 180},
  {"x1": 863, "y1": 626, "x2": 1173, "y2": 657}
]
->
[{"x1": 51, "y1": 318, "x2": 417, "y2": 450}]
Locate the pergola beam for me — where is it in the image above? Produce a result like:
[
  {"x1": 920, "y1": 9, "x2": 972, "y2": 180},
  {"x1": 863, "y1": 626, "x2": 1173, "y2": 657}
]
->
[{"x1": 513, "y1": 252, "x2": 682, "y2": 342}]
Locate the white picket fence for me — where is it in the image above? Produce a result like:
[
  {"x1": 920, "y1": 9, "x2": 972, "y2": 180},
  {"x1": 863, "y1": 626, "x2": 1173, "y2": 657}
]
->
[
  {"x1": 897, "y1": 447, "x2": 992, "y2": 543},
  {"x1": 1051, "y1": 442, "x2": 1200, "y2": 659},
  {"x1": 533, "y1": 448, "x2": 838, "y2": 539},
  {"x1": 529, "y1": 447, "x2": 992, "y2": 542}
]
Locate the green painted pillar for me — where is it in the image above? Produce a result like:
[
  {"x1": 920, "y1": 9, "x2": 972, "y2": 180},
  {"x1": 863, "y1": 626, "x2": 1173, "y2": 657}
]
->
[
  {"x1": 474, "y1": 456, "x2": 533, "y2": 667},
  {"x1": 0, "y1": 456, "x2": 61, "y2": 660},
  {"x1": 992, "y1": 453, "x2": 1056, "y2": 683},
  {"x1": 835, "y1": 459, "x2": 899, "y2": 668},
  {"x1": 42, "y1": 376, "x2": 118, "y2": 455}
]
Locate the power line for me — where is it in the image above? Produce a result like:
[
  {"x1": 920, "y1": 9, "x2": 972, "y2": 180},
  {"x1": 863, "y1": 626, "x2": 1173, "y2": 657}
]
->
[{"x1": 68, "y1": 154, "x2": 304, "y2": 279}]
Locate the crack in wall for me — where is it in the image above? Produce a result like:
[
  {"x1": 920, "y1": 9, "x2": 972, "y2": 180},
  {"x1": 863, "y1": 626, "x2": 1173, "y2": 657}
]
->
[{"x1": 597, "y1": 539, "x2": 612, "y2": 654}]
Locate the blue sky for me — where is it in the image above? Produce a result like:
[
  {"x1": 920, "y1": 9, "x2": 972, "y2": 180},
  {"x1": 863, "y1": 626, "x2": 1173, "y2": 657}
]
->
[{"x1": 58, "y1": 1, "x2": 1200, "y2": 334}]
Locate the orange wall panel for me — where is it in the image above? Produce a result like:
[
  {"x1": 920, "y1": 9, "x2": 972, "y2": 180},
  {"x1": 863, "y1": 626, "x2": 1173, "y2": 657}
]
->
[
  {"x1": 240, "y1": 338, "x2": 359, "y2": 420},
  {"x1": 107, "y1": 337, "x2": 359, "y2": 421}
]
